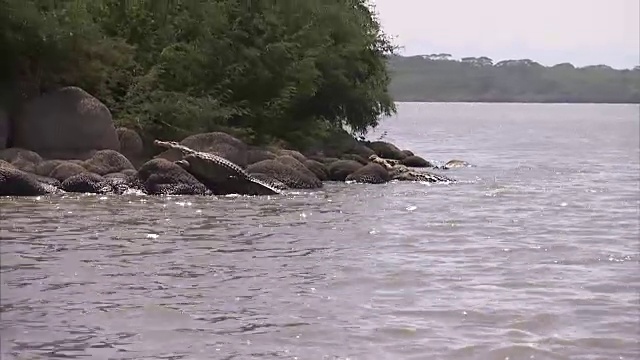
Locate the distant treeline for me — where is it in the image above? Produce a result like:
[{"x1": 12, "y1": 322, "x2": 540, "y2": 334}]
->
[{"x1": 388, "y1": 54, "x2": 640, "y2": 104}]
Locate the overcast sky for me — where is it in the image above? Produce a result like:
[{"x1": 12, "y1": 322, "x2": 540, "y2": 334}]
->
[{"x1": 369, "y1": 0, "x2": 639, "y2": 69}]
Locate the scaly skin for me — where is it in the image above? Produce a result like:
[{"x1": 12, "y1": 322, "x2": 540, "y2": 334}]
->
[
  {"x1": 154, "y1": 140, "x2": 282, "y2": 195},
  {"x1": 369, "y1": 154, "x2": 455, "y2": 183}
]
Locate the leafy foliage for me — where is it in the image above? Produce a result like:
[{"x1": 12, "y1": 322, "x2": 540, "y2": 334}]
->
[
  {"x1": 389, "y1": 55, "x2": 640, "y2": 103},
  {"x1": 0, "y1": 0, "x2": 396, "y2": 145}
]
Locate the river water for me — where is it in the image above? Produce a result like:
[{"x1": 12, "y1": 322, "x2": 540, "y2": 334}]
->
[{"x1": 1, "y1": 103, "x2": 638, "y2": 360}]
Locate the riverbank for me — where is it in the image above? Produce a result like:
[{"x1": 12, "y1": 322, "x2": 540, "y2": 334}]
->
[{"x1": 0, "y1": 87, "x2": 461, "y2": 197}]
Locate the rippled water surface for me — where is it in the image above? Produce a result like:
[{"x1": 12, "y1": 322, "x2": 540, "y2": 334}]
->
[{"x1": 2, "y1": 103, "x2": 639, "y2": 360}]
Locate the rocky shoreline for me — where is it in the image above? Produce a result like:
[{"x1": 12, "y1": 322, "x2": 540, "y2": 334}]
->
[{"x1": 1, "y1": 86, "x2": 466, "y2": 197}]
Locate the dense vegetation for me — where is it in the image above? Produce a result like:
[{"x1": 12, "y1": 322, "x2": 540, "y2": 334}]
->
[
  {"x1": 0, "y1": 0, "x2": 396, "y2": 147},
  {"x1": 389, "y1": 54, "x2": 640, "y2": 104}
]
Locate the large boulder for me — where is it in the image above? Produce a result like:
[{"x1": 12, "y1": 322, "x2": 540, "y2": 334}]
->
[
  {"x1": 0, "y1": 163, "x2": 50, "y2": 196},
  {"x1": 116, "y1": 127, "x2": 144, "y2": 166},
  {"x1": 0, "y1": 108, "x2": 8, "y2": 149},
  {"x1": 103, "y1": 172, "x2": 145, "y2": 195},
  {"x1": 401, "y1": 155, "x2": 433, "y2": 168},
  {"x1": 340, "y1": 153, "x2": 369, "y2": 165},
  {"x1": 352, "y1": 144, "x2": 377, "y2": 159},
  {"x1": 0, "y1": 148, "x2": 43, "y2": 173},
  {"x1": 315, "y1": 157, "x2": 341, "y2": 165},
  {"x1": 157, "y1": 132, "x2": 248, "y2": 168},
  {"x1": 33, "y1": 175, "x2": 62, "y2": 188},
  {"x1": 304, "y1": 159, "x2": 329, "y2": 181},
  {"x1": 276, "y1": 149, "x2": 307, "y2": 163},
  {"x1": 49, "y1": 162, "x2": 88, "y2": 182},
  {"x1": 35, "y1": 160, "x2": 67, "y2": 177},
  {"x1": 82, "y1": 149, "x2": 135, "y2": 175},
  {"x1": 366, "y1": 141, "x2": 407, "y2": 160},
  {"x1": 246, "y1": 148, "x2": 277, "y2": 165},
  {"x1": 61, "y1": 172, "x2": 111, "y2": 194},
  {"x1": 12, "y1": 86, "x2": 120, "y2": 160},
  {"x1": 120, "y1": 169, "x2": 138, "y2": 177},
  {"x1": 246, "y1": 159, "x2": 321, "y2": 189},
  {"x1": 275, "y1": 156, "x2": 322, "y2": 188},
  {"x1": 137, "y1": 158, "x2": 208, "y2": 195},
  {"x1": 327, "y1": 160, "x2": 363, "y2": 181},
  {"x1": 345, "y1": 163, "x2": 390, "y2": 184}
]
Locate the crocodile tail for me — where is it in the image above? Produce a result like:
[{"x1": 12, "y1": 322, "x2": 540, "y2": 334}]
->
[{"x1": 247, "y1": 174, "x2": 283, "y2": 195}]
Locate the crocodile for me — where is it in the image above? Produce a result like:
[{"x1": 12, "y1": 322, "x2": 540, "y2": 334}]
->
[
  {"x1": 369, "y1": 155, "x2": 455, "y2": 183},
  {"x1": 154, "y1": 140, "x2": 282, "y2": 196},
  {"x1": 441, "y1": 159, "x2": 473, "y2": 169}
]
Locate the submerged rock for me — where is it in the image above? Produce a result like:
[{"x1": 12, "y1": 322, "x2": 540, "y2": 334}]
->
[{"x1": 0, "y1": 165, "x2": 50, "y2": 196}]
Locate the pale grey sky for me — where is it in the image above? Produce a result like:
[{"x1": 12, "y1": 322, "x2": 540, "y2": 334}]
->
[{"x1": 370, "y1": 0, "x2": 639, "y2": 69}]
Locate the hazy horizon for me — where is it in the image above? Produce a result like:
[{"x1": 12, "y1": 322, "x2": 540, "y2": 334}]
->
[{"x1": 370, "y1": 0, "x2": 639, "y2": 69}]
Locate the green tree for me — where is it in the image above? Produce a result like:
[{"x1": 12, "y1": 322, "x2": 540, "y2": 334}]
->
[{"x1": 1, "y1": 0, "x2": 397, "y2": 148}]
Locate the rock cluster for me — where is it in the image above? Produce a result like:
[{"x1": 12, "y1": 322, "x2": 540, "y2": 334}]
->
[{"x1": 1, "y1": 86, "x2": 466, "y2": 197}]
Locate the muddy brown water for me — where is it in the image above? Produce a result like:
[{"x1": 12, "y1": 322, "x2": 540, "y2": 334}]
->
[{"x1": 1, "y1": 103, "x2": 638, "y2": 359}]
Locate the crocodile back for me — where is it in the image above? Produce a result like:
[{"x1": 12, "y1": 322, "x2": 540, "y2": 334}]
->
[{"x1": 154, "y1": 140, "x2": 282, "y2": 195}]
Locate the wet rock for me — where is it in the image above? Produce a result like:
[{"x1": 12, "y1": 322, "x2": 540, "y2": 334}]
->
[
  {"x1": 313, "y1": 156, "x2": 341, "y2": 165},
  {"x1": 275, "y1": 156, "x2": 322, "y2": 188},
  {"x1": 247, "y1": 159, "x2": 321, "y2": 189},
  {"x1": 247, "y1": 148, "x2": 277, "y2": 165},
  {"x1": 304, "y1": 159, "x2": 329, "y2": 181},
  {"x1": 82, "y1": 149, "x2": 135, "y2": 175},
  {"x1": 327, "y1": 160, "x2": 363, "y2": 181},
  {"x1": 340, "y1": 153, "x2": 369, "y2": 165},
  {"x1": 12, "y1": 86, "x2": 120, "y2": 159},
  {"x1": 157, "y1": 132, "x2": 248, "y2": 168},
  {"x1": 61, "y1": 172, "x2": 112, "y2": 194},
  {"x1": 137, "y1": 158, "x2": 208, "y2": 195},
  {"x1": 49, "y1": 162, "x2": 88, "y2": 182},
  {"x1": 120, "y1": 169, "x2": 138, "y2": 177},
  {"x1": 34, "y1": 175, "x2": 62, "y2": 188},
  {"x1": 352, "y1": 144, "x2": 377, "y2": 159},
  {"x1": 0, "y1": 148, "x2": 43, "y2": 173},
  {"x1": 276, "y1": 149, "x2": 307, "y2": 163},
  {"x1": 104, "y1": 172, "x2": 145, "y2": 195},
  {"x1": 366, "y1": 141, "x2": 407, "y2": 160},
  {"x1": 116, "y1": 127, "x2": 145, "y2": 167},
  {"x1": 401, "y1": 155, "x2": 433, "y2": 168},
  {"x1": 401, "y1": 150, "x2": 414, "y2": 157},
  {"x1": 345, "y1": 163, "x2": 390, "y2": 184},
  {"x1": 0, "y1": 164, "x2": 49, "y2": 196},
  {"x1": 35, "y1": 160, "x2": 67, "y2": 177}
]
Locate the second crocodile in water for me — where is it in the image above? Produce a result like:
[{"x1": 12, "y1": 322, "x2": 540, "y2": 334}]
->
[{"x1": 154, "y1": 140, "x2": 282, "y2": 196}]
